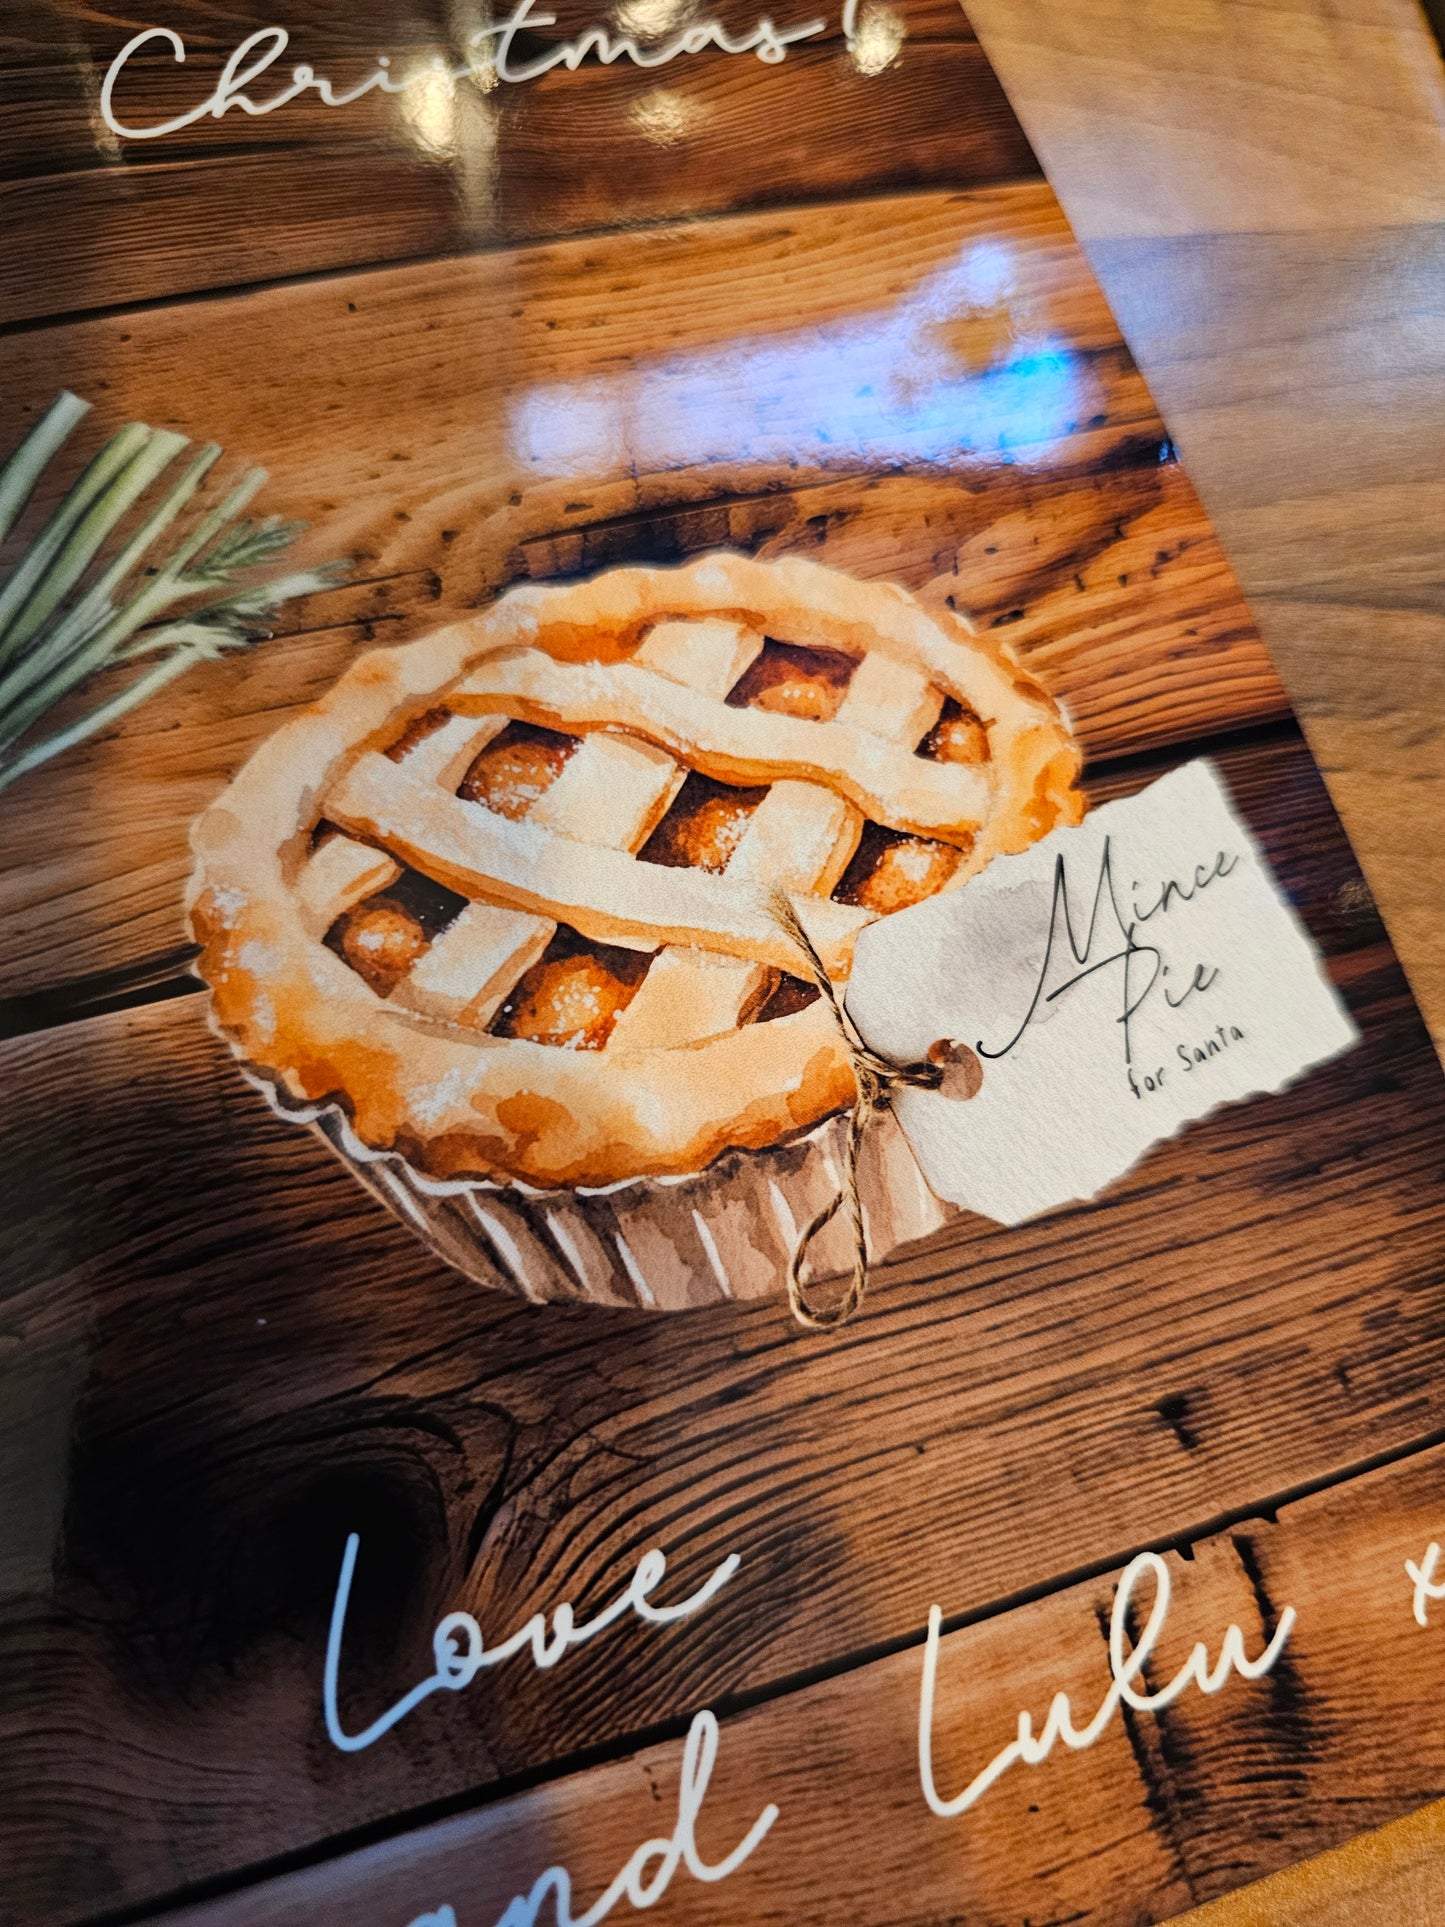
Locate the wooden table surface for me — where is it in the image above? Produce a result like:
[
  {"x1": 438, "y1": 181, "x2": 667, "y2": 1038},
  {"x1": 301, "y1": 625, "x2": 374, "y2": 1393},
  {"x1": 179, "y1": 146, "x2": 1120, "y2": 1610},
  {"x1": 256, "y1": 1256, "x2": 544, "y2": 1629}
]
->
[
  {"x1": 935, "y1": 6, "x2": 1445, "y2": 1915},
  {"x1": 0, "y1": 5, "x2": 1442, "y2": 1927},
  {"x1": 965, "y1": 0, "x2": 1445, "y2": 1058}
]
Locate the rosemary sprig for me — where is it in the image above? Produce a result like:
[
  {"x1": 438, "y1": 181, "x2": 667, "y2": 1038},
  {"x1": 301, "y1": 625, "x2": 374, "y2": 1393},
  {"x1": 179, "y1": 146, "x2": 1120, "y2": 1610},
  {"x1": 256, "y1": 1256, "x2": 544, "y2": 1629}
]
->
[{"x1": 0, "y1": 392, "x2": 346, "y2": 795}]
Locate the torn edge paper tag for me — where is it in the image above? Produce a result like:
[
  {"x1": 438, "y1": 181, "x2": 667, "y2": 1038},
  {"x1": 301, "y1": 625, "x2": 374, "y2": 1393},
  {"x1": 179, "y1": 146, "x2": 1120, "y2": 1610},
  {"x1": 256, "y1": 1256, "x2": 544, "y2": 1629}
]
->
[{"x1": 845, "y1": 759, "x2": 1360, "y2": 1227}]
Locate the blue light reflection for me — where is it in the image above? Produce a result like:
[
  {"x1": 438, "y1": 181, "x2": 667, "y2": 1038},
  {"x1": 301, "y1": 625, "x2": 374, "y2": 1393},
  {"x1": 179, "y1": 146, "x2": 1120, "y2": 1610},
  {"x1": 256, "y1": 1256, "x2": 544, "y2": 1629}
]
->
[{"x1": 511, "y1": 240, "x2": 1098, "y2": 477}]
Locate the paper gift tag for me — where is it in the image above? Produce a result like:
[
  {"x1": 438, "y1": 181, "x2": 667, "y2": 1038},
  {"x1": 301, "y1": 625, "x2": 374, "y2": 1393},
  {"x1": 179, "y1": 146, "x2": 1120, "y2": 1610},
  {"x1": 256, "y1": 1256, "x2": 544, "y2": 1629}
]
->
[{"x1": 846, "y1": 760, "x2": 1360, "y2": 1227}]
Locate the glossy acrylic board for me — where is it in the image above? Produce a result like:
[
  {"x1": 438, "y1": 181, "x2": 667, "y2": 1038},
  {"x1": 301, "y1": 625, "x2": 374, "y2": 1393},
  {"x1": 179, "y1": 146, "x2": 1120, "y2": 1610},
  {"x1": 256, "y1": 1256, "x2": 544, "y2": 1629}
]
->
[{"x1": 1, "y1": 6, "x2": 1444, "y2": 1926}]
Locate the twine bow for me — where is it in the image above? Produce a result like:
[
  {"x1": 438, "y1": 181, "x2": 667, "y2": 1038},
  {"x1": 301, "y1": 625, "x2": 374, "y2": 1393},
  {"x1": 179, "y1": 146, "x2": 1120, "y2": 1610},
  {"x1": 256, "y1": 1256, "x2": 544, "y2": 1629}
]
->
[{"x1": 769, "y1": 890, "x2": 946, "y2": 1332}]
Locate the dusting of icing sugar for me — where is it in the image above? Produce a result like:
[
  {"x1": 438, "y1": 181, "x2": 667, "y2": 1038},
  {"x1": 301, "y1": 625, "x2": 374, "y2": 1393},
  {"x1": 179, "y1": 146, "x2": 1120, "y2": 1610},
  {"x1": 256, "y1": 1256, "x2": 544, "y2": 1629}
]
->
[
  {"x1": 237, "y1": 939, "x2": 284, "y2": 974},
  {"x1": 690, "y1": 563, "x2": 733, "y2": 598},
  {"x1": 412, "y1": 1065, "x2": 477, "y2": 1127},
  {"x1": 892, "y1": 841, "x2": 938, "y2": 884},
  {"x1": 207, "y1": 885, "x2": 249, "y2": 926}
]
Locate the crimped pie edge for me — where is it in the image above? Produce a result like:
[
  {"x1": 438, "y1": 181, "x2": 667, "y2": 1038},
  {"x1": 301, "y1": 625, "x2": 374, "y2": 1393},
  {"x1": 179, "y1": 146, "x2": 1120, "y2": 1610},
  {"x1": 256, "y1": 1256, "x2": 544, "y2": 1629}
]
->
[{"x1": 186, "y1": 552, "x2": 1083, "y2": 1189}]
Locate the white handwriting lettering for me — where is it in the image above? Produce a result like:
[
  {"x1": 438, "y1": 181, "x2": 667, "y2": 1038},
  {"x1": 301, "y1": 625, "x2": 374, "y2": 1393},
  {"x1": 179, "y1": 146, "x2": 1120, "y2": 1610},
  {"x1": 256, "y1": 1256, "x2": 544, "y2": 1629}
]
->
[
  {"x1": 101, "y1": 10, "x2": 830, "y2": 141},
  {"x1": 1407, "y1": 1541, "x2": 1445, "y2": 1626},
  {"x1": 918, "y1": 1549, "x2": 1296, "y2": 1817},
  {"x1": 326, "y1": 1532, "x2": 739, "y2": 1753},
  {"x1": 405, "y1": 1709, "x2": 776, "y2": 1927}
]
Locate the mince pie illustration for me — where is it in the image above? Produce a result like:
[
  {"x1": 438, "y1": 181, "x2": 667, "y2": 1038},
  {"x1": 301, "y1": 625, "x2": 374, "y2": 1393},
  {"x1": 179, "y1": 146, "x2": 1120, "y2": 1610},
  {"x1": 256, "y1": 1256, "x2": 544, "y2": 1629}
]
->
[{"x1": 188, "y1": 553, "x2": 1081, "y2": 1308}]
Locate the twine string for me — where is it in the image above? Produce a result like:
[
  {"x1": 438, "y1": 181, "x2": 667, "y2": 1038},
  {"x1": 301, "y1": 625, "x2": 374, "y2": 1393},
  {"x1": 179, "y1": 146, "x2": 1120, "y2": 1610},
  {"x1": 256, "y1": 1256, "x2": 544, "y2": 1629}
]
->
[{"x1": 769, "y1": 890, "x2": 944, "y2": 1332}]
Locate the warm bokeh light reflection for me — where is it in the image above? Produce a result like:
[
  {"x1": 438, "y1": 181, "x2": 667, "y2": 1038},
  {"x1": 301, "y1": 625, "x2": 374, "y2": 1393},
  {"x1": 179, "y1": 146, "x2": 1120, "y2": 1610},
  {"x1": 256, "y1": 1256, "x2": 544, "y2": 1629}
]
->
[
  {"x1": 511, "y1": 238, "x2": 1097, "y2": 476},
  {"x1": 848, "y1": 2, "x2": 906, "y2": 75},
  {"x1": 628, "y1": 87, "x2": 710, "y2": 143},
  {"x1": 614, "y1": 0, "x2": 701, "y2": 37},
  {"x1": 401, "y1": 66, "x2": 460, "y2": 155}
]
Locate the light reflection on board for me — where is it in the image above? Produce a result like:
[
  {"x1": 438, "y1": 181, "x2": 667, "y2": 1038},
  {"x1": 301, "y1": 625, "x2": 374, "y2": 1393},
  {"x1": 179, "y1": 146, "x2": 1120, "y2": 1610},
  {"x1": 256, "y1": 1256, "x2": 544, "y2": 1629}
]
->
[{"x1": 510, "y1": 238, "x2": 1096, "y2": 476}]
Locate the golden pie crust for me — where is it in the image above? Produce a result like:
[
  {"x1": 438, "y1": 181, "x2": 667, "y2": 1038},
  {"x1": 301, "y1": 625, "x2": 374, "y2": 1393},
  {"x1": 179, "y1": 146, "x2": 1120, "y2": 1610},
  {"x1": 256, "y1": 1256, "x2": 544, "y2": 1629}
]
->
[{"x1": 188, "y1": 553, "x2": 1082, "y2": 1189}]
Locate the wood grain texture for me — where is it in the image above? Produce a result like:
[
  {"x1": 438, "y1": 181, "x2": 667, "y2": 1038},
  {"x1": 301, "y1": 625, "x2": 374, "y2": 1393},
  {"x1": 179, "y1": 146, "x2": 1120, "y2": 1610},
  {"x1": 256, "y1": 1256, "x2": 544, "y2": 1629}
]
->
[
  {"x1": 954, "y1": 9, "x2": 1445, "y2": 1910},
  {"x1": 2, "y1": 735, "x2": 1442, "y2": 1923},
  {"x1": 1177, "y1": 1800, "x2": 1445, "y2": 1926},
  {"x1": 0, "y1": 0, "x2": 1034, "y2": 325},
  {"x1": 0, "y1": 180, "x2": 1288, "y2": 1009},
  {"x1": 2, "y1": 5, "x2": 1443, "y2": 1922},
  {"x1": 133, "y1": 1444, "x2": 1445, "y2": 1925},
  {"x1": 962, "y1": 0, "x2": 1445, "y2": 1053}
]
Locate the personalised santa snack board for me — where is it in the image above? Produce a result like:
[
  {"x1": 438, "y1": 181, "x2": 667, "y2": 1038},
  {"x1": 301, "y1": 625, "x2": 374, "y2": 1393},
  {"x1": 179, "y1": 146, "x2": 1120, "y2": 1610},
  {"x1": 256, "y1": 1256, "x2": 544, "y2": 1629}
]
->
[{"x1": 2, "y1": 6, "x2": 1444, "y2": 1927}]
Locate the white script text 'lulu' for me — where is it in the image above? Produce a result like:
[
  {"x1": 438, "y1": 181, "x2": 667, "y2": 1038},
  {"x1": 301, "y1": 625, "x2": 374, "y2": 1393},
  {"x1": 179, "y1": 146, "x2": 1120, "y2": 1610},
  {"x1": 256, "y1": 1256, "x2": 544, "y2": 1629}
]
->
[{"x1": 919, "y1": 1549, "x2": 1297, "y2": 1817}]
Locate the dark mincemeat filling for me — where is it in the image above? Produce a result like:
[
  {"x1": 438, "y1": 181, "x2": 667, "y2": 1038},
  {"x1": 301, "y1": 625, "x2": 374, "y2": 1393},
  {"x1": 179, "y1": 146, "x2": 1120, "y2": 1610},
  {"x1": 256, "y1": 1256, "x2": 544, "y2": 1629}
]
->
[
  {"x1": 919, "y1": 696, "x2": 990, "y2": 764},
  {"x1": 336, "y1": 642, "x2": 975, "y2": 1027},
  {"x1": 638, "y1": 771, "x2": 768, "y2": 874},
  {"x1": 833, "y1": 822, "x2": 965, "y2": 915},
  {"x1": 458, "y1": 720, "x2": 581, "y2": 818},
  {"x1": 726, "y1": 637, "x2": 857, "y2": 722},
  {"x1": 325, "y1": 867, "x2": 469, "y2": 998},
  {"x1": 490, "y1": 923, "x2": 652, "y2": 1051}
]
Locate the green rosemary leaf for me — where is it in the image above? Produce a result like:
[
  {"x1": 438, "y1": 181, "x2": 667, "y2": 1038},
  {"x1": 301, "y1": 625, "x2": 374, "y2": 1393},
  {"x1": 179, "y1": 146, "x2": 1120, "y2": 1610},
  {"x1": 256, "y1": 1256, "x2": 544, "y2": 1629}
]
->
[
  {"x1": 17, "y1": 443, "x2": 229, "y2": 693},
  {"x1": 0, "y1": 392, "x2": 91, "y2": 548},
  {"x1": 0, "y1": 633, "x2": 230, "y2": 795},
  {"x1": 1, "y1": 429, "x2": 192, "y2": 662},
  {"x1": 0, "y1": 439, "x2": 223, "y2": 717},
  {"x1": 0, "y1": 422, "x2": 154, "y2": 667},
  {"x1": 160, "y1": 466, "x2": 269, "y2": 581},
  {"x1": 0, "y1": 395, "x2": 348, "y2": 794},
  {"x1": 73, "y1": 443, "x2": 224, "y2": 619},
  {"x1": 196, "y1": 514, "x2": 306, "y2": 578}
]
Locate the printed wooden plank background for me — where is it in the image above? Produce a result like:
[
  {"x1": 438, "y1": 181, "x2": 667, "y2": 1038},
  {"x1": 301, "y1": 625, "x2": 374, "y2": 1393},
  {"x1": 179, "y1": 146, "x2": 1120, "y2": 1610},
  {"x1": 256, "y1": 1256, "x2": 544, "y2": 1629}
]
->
[
  {"x1": 0, "y1": 183, "x2": 1279, "y2": 1012},
  {"x1": 0, "y1": 0, "x2": 1032, "y2": 324},
  {"x1": 0, "y1": 4, "x2": 1442, "y2": 1926},
  {"x1": 3, "y1": 745, "x2": 1442, "y2": 1922},
  {"x1": 148, "y1": 1445, "x2": 1445, "y2": 1925}
]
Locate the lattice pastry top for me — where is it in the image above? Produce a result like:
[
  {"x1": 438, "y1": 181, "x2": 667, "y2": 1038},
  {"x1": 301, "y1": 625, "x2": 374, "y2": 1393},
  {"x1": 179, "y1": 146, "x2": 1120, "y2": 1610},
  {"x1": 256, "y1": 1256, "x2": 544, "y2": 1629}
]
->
[{"x1": 189, "y1": 553, "x2": 1082, "y2": 1189}]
